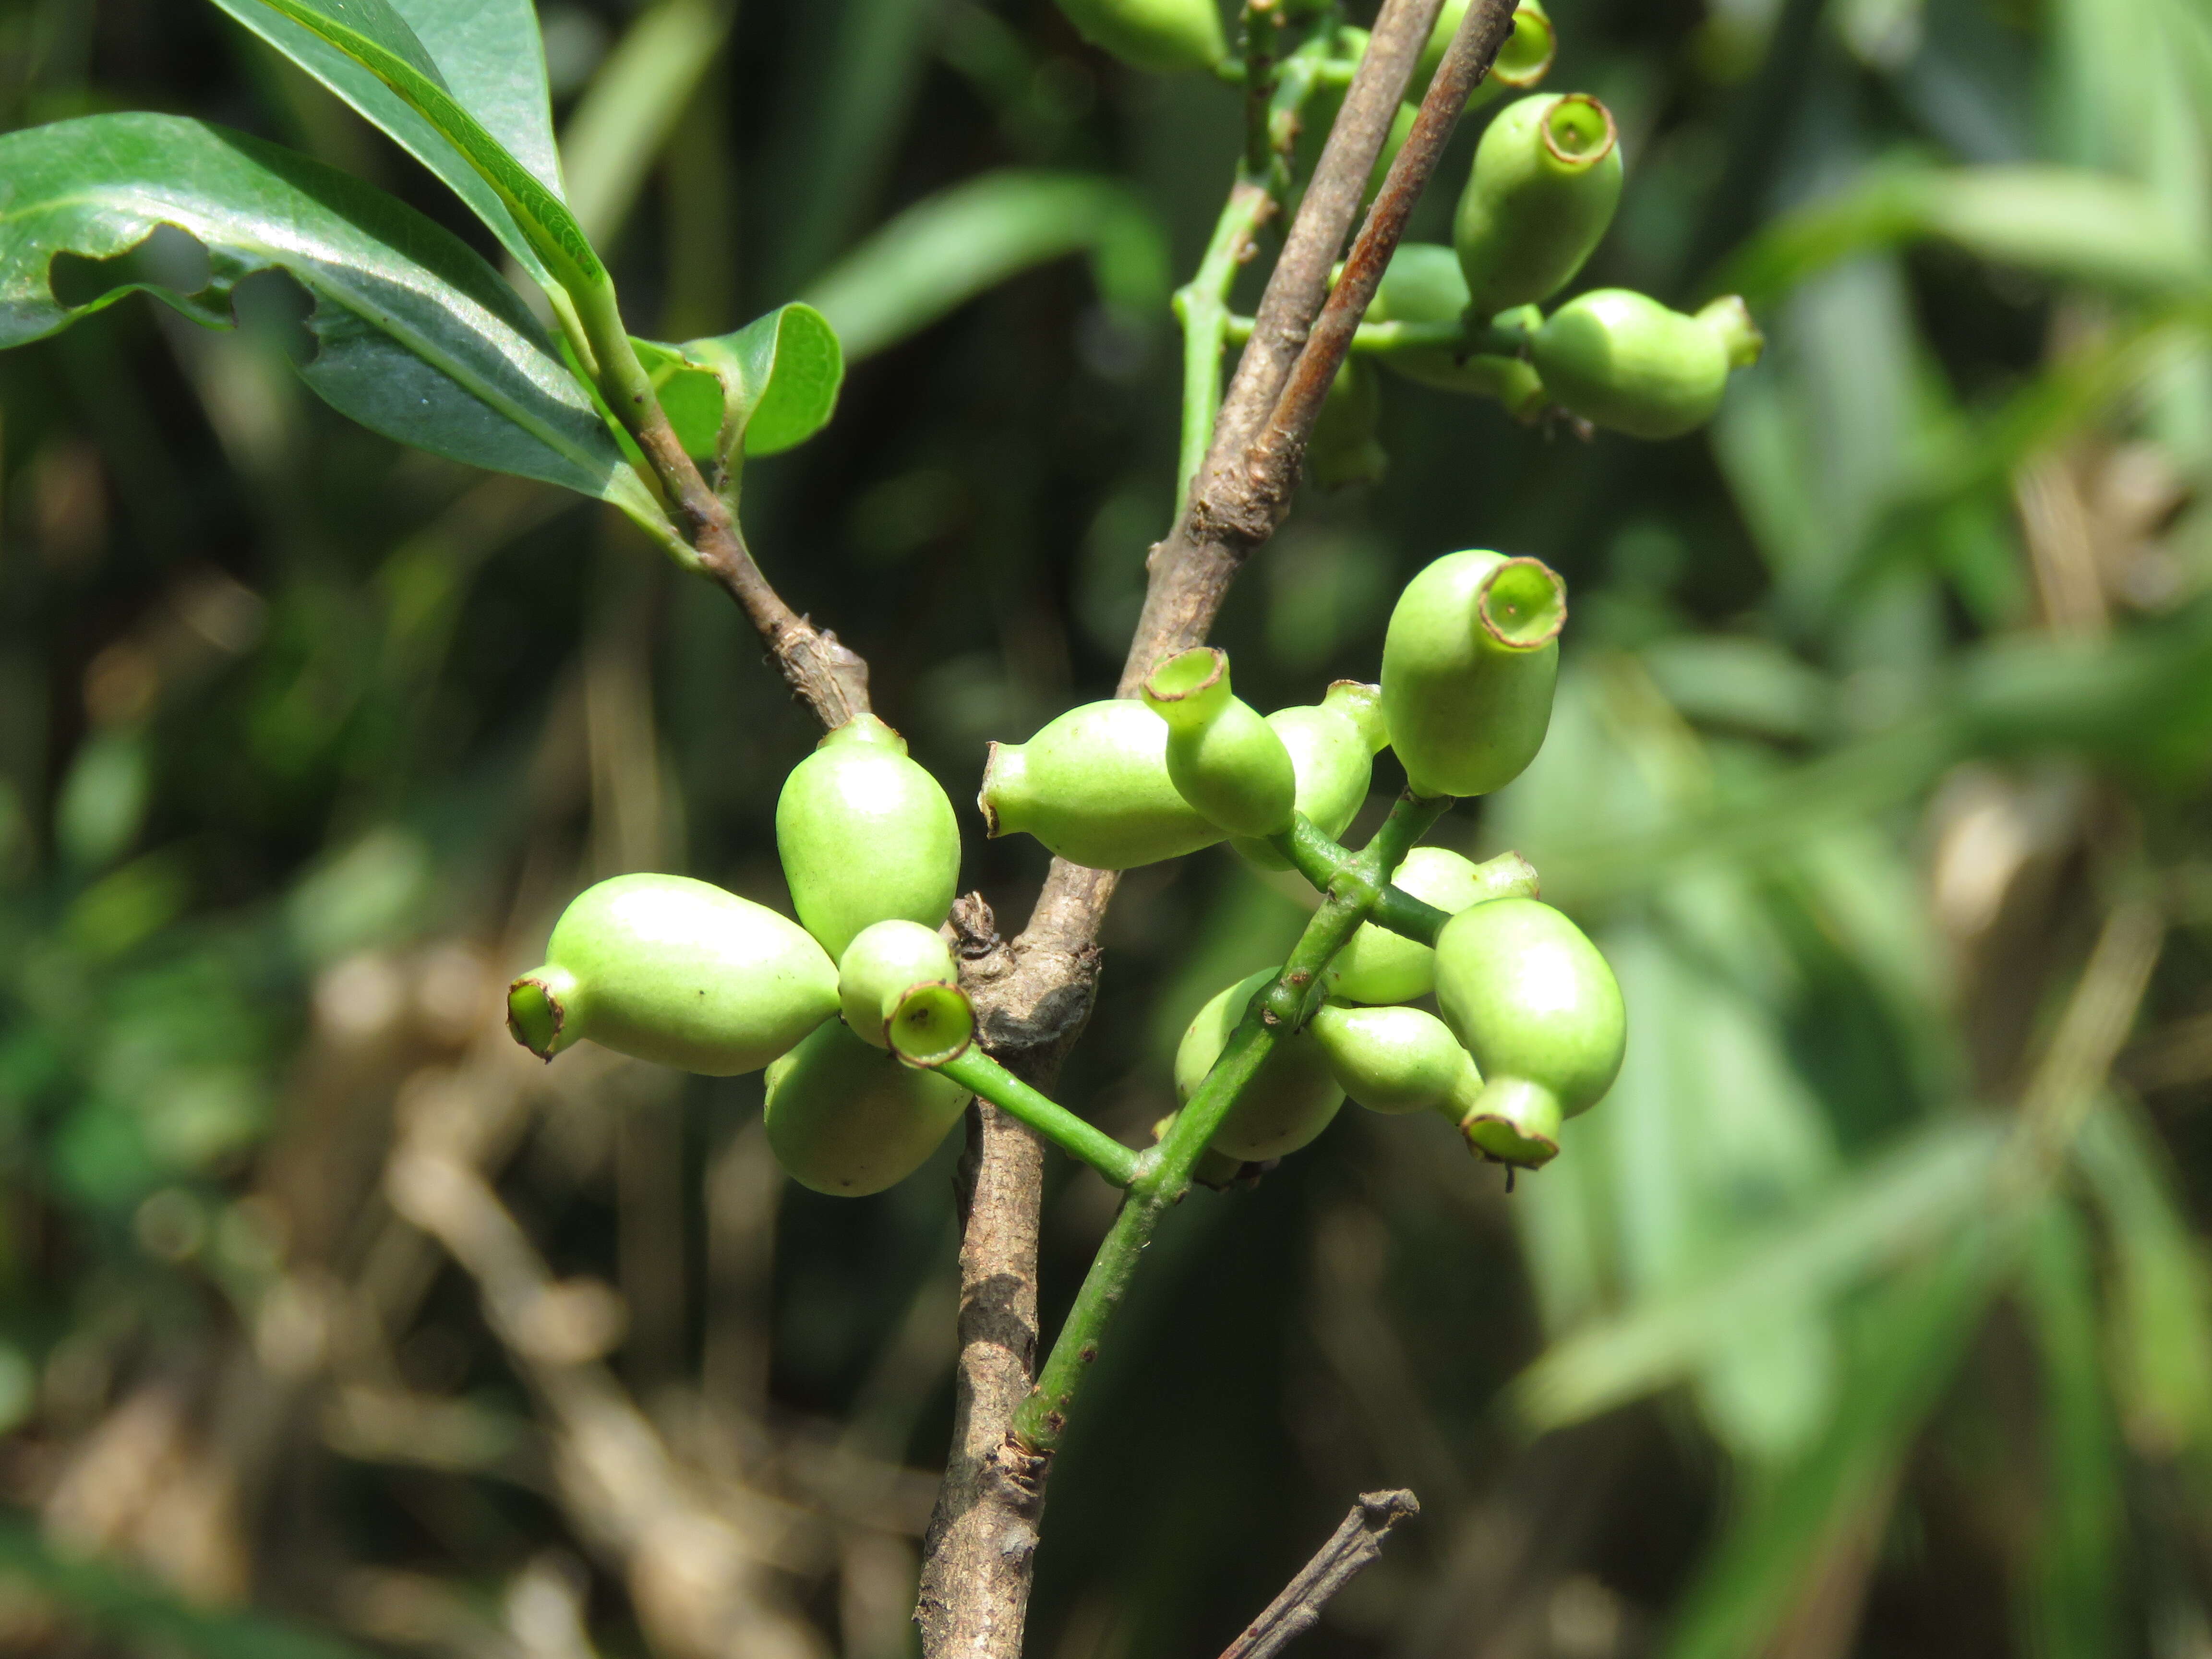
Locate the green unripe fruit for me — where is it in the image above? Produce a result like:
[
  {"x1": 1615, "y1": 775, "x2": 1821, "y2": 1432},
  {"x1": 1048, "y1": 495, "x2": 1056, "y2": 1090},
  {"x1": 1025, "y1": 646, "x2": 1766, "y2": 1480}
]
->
[
  {"x1": 1141, "y1": 648, "x2": 1297, "y2": 839},
  {"x1": 1453, "y1": 1074, "x2": 1562, "y2": 1167},
  {"x1": 1455, "y1": 93, "x2": 1622, "y2": 315},
  {"x1": 1173, "y1": 969, "x2": 1344, "y2": 1162},
  {"x1": 1308, "y1": 1002, "x2": 1475, "y2": 1115},
  {"x1": 982, "y1": 698, "x2": 1226, "y2": 870},
  {"x1": 1434, "y1": 896, "x2": 1623, "y2": 1138},
  {"x1": 508, "y1": 874, "x2": 838, "y2": 1076},
  {"x1": 1419, "y1": 0, "x2": 1556, "y2": 104},
  {"x1": 1233, "y1": 682, "x2": 1388, "y2": 871},
  {"x1": 1367, "y1": 243, "x2": 1547, "y2": 420},
  {"x1": 764, "y1": 1019, "x2": 970, "y2": 1196},
  {"x1": 838, "y1": 919, "x2": 956, "y2": 1049},
  {"x1": 777, "y1": 715, "x2": 960, "y2": 960},
  {"x1": 1307, "y1": 359, "x2": 1388, "y2": 490},
  {"x1": 1531, "y1": 290, "x2": 1764, "y2": 439},
  {"x1": 1052, "y1": 0, "x2": 1226, "y2": 73},
  {"x1": 1381, "y1": 549, "x2": 1564, "y2": 799},
  {"x1": 1326, "y1": 846, "x2": 1539, "y2": 1003}
]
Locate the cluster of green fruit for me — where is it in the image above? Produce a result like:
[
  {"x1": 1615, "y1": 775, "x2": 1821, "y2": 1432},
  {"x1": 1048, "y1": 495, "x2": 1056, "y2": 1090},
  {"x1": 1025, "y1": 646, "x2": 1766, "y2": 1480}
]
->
[{"x1": 507, "y1": 549, "x2": 1624, "y2": 1191}]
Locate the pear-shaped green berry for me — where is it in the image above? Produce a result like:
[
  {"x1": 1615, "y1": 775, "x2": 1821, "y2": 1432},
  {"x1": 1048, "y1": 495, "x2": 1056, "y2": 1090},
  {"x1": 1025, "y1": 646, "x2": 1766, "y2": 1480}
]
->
[
  {"x1": 1141, "y1": 648, "x2": 1297, "y2": 839},
  {"x1": 1173, "y1": 969, "x2": 1344, "y2": 1162},
  {"x1": 839, "y1": 919, "x2": 957, "y2": 1049},
  {"x1": 1307, "y1": 359, "x2": 1388, "y2": 490},
  {"x1": 1531, "y1": 290, "x2": 1765, "y2": 439},
  {"x1": 1053, "y1": 0, "x2": 1226, "y2": 72},
  {"x1": 1326, "y1": 847, "x2": 1539, "y2": 1003},
  {"x1": 777, "y1": 715, "x2": 960, "y2": 960},
  {"x1": 980, "y1": 699, "x2": 1226, "y2": 870},
  {"x1": 1419, "y1": 0, "x2": 1556, "y2": 104},
  {"x1": 1381, "y1": 549, "x2": 1565, "y2": 799},
  {"x1": 1233, "y1": 682, "x2": 1388, "y2": 871},
  {"x1": 508, "y1": 874, "x2": 838, "y2": 1076},
  {"x1": 1367, "y1": 243, "x2": 1547, "y2": 419},
  {"x1": 1455, "y1": 93, "x2": 1623, "y2": 315},
  {"x1": 1434, "y1": 897, "x2": 1623, "y2": 1144},
  {"x1": 1309, "y1": 1002, "x2": 1476, "y2": 1115},
  {"x1": 764, "y1": 1019, "x2": 971, "y2": 1196}
]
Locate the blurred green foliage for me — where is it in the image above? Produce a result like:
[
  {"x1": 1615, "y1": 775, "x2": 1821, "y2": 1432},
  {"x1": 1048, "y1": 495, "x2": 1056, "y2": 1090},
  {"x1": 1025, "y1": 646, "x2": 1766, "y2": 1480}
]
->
[{"x1": 3, "y1": 0, "x2": 2212, "y2": 1656}]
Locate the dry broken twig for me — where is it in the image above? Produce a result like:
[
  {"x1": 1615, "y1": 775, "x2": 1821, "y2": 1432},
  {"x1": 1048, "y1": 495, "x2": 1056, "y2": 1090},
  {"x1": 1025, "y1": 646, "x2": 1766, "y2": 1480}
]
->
[{"x1": 1218, "y1": 1489, "x2": 1423, "y2": 1659}]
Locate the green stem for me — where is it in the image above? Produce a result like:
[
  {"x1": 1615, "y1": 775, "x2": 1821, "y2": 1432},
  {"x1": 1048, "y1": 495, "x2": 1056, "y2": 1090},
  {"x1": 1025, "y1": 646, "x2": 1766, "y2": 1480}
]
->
[
  {"x1": 1010, "y1": 793, "x2": 1449, "y2": 1452},
  {"x1": 1272, "y1": 815, "x2": 1467, "y2": 946},
  {"x1": 936, "y1": 1049, "x2": 1141, "y2": 1188},
  {"x1": 1174, "y1": 181, "x2": 1276, "y2": 509},
  {"x1": 1224, "y1": 313, "x2": 1531, "y2": 357},
  {"x1": 1240, "y1": 3, "x2": 1281, "y2": 181}
]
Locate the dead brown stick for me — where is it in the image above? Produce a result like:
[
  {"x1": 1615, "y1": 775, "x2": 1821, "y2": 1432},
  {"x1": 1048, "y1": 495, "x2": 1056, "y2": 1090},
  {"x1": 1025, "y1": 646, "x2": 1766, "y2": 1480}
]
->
[{"x1": 1219, "y1": 1490, "x2": 1423, "y2": 1659}]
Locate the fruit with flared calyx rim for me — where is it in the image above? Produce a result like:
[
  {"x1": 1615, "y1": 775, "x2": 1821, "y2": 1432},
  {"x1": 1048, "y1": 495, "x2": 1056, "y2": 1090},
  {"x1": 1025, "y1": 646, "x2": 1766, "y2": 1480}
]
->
[
  {"x1": 1532, "y1": 291, "x2": 1763, "y2": 439},
  {"x1": 1170, "y1": 968, "x2": 1344, "y2": 1162},
  {"x1": 765, "y1": 1019, "x2": 971, "y2": 1196},
  {"x1": 1233, "y1": 681, "x2": 1390, "y2": 872},
  {"x1": 1455, "y1": 92, "x2": 1623, "y2": 315},
  {"x1": 1142, "y1": 647, "x2": 1297, "y2": 839},
  {"x1": 838, "y1": 919, "x2": 957, "y2": 1049},
  {"x1": 507, "y1": 873, "x2": 837, "y2": 1076},
  {"x1": 980, "y1": 698, "x2": 1226, "y2": 870},
  {"x1": 1381, "y1": 550, "x2": 1565, "y2": 799},
  {"x1": 1418, "y1": 0, "x2": 1556, "y2": 103}
]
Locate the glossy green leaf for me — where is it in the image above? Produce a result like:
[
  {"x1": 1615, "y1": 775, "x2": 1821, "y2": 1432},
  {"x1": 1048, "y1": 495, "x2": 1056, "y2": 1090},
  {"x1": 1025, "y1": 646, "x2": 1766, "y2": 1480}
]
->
[
  {"x1": 1723, "y1": 164, "x2": 2212, "y2": 304},
  {"x1": 208, "y1": 0, "x2": 602, "y2": 296},
  {"x1": 207, "y1": 0, "x2": 566, "y2": 290},
  {"x1": 1512, "y1": 1112, "x2": 2005, "y2": 1431},
  {"x1": 637, "y1": 304, "x2": 847, "y2": 463},
  {"x1": 802, "y1": 170, "x2": 1171, "y2": 362},
  {"x1": 0, "y1": 114, "x2": 658, "y2": 522}
]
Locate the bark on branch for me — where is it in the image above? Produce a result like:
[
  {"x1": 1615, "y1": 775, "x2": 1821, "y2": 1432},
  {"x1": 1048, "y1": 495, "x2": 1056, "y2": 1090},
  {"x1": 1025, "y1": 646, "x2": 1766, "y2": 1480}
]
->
[{"x1": 1218, "y1": 1490, "x2": 1422, "y2": 1659}]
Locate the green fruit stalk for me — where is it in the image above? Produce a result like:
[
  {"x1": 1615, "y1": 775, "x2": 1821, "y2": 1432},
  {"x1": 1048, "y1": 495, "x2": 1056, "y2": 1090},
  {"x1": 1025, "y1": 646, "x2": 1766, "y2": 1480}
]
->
[
  {"x1": 1434, "y1": 898, "x2": 1624, "y2": 1167},
  {"x1": 1455, "y1": 93, "x2": 1623, "y2": 315},
  {"x1": 1233, "y1": 681, "x2": 1388, "y2": 871},
  {"x1": 1173, "y1": 969, "x2": 1344, "y2": 1162},
  {"x1": 1532, "y1": 291, "x2": 1765, "y2": 439},
  {"x1": 1419, "y1": 0, "x2": 1556, "y2": 104},
  {"x1": 1381, "y1": 549, "x2": 1566, "y2": 799},
  {"x1": 1140, "y1": 648, "x2": 1297, "y2": 839},
  {"x1": 838, "y1": 919, "x2": 957, "y2": 1049},
  {"x1": 1053, "y1": 0, "x2": 1226, "y2": 73},
  {"x1": 1367, "y1": 243, "x2": 1547, "y2": 419},
  {"x1": 764, "y1": 1019, "x2": 971, "y2": 1196},
  {"x1": 777, "y1": 714, "x2": 960, "y2": 960},
  {"x1": 508, "y1": 874, "x2": 838, "y2": 1076},
  {"x1": 1326, "y1": 846, "x2": 1538, "y2": 1003},
  {"x1": 1309, "y1": 1002, "x2": 1476, "y2": 1115},
  {"x1": 981, "y1": 698, "x2": 1226, "y2": 869}
]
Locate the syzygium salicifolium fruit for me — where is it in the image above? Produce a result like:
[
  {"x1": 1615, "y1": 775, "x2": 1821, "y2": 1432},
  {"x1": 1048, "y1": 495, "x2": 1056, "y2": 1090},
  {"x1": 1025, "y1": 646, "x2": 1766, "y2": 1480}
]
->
[
  {"x1": 1053, "y1": 0, "x2": 1226, "y2": 73},
  {"x1": 1531, "y1": 291, "x2": 1765, "y2": 439},
  {"x1": 839, "y1": 919, "x2": 957, "y2": 1049},
  {"x1": 508, "y1": 874, "x2": 838, "y2": 1075},
  {"x1": 1142, "y1": 647, "x2": 1297, "y2": 839},
  {"x1": 1366, "y1": 244, "x2": 1546, "y2": 419},
  {"x1": 1233, "y1": 681, "x2": 1388, "y2": 871},
  {"x1": 1173, "y1": 969, "x2": 1344, "y2": 1162},
  {"x1": 1381, "y1": 550, "x2": 1565, "y2": 799},
  {"x1": 1433, "y1": 898, "x2": 1624, "y2": 1168},
  {"x1": 1306, "y1": 359, "x2": 1389, "y2": 490},
  {"x1": 1308, "y1": 1002, "x2": 1476, "y2": 1115},
  {"x1": 1418, "y1": 0, "x2": 1556, "y2": 105},
  {"x1": 1455, "y1": 93, "x2": 1623, "y2": 316},
  {"x1": 1326, "y1": 846, "x2": 1538, "y2": 1003},
  {"x1": 777, "y1": 714, "x2": 960, "y2": 960},
  {"x1": 764, "y1": 1019, "x2": 970, "y2": 1196},
  {"x1": 980, "y1": 699, "x2": 1225, "y2": 869}
]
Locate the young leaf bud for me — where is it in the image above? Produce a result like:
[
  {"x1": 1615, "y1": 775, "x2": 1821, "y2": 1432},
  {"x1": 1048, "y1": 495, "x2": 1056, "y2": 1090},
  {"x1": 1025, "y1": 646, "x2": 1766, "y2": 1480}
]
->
[
  {"x1": 1174, "y1": 969, "x2": 1345, "y2": 1162},
  {"x1": 980, "y1": 699, "x2": 1226, "y2": 870},
  {"x1": 1141, "y1": 648, "x2": 1298, "y2": 839},
  {"x1": 1367, "y1": 243, "x2": 1548, "y2": 420},
  {"x1": 1455, "y1": 93, "x2": 1623, "y2": 315},
  {"x1": 838, "y1": 919, "x2": 957, "y2": 1049},
  {"x1": 507, "y1": 874, "x2": 838, "y2": 1076},
  {"x1": 777, "y1": 714, "x2": 960, "y2": 960},
  {"x1": 1053, "y1": 0, "x2": 1226, "y2": 73},
  {"x1": 1530, "y1": 289, "x2": 1765, "y2": 439},
  {"x1": 764, "y1": 1019, "x2": 970, "y2": 1196},
  {"x1": 1326, "y1": 847, "x2": 1540, "y2": 1004},
  {"x1": 1434, "y1": 898, "x2": 1623, "y2": 1133},
  {"x1": 1308, "y1": 1002, "x2": 1476, "y2": 1114},
  {"x1": 1232, "y1": 682, "x2": 1386, "y2": 871},
  {"x1": 1381, "y1": 550, "x2": 1565, "y2": 799}
]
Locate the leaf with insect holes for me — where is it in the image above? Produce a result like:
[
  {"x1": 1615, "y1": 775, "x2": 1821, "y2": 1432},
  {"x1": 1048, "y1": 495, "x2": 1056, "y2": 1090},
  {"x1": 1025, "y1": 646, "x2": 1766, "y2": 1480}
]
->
[{"x1": 0, "y1": 113, "x2": 661, "y2": 524}]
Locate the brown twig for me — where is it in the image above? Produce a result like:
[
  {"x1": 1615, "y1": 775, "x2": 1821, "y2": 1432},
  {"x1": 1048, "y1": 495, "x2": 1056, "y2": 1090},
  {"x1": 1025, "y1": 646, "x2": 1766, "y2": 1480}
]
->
[{"x1": 1218, "y1": 1490, "x2": 1422, "y2": 1659}]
